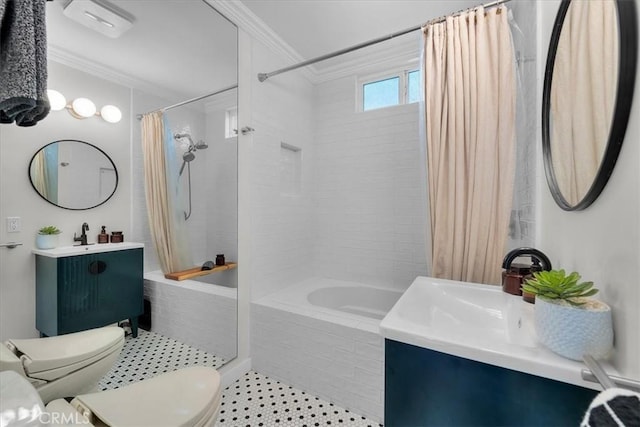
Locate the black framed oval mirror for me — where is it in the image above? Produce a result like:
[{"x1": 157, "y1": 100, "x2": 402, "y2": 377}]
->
[
  {"x1": 542, "y1": 0, "x2": 637, "y2": 211},
  {"x1": 28, "y1": 140, "x2": 118, "y2": 210}
]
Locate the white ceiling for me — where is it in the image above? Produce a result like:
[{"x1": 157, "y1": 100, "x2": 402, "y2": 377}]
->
[
  {"x1": 241, "y1": 0, "x2": 482, "y2": 60},
  {"x1": 46, "y1": 0, "x2": 238, "y2": 100},
  {"x1": 46, "y1": 0, "x2": 481, "y2": 96}
]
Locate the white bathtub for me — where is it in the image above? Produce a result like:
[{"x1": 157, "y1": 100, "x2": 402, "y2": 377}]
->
[
  {"x1": 308, "y1": 286, "x2": 402, "y2": 320},
  {"x1": 143, "y1": 271, "x2": 237, "y2": 361},
  {"x1": 251, "y1": 277, "x2": 403, "y2": 423}
]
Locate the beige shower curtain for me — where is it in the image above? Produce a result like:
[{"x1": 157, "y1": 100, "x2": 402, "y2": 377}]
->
[
  {"x1": 550, "y1": 0, "x2": 618, "y2": 205},
  {"x1": 141, "y1": 112, "x2": 191, "y2": 274},
  {"x1": 423, "y1": 6, "x2": 516, "y2": 285},
  {"x1": 31, "y1": 150, "x2": 49, "y2": 199}
]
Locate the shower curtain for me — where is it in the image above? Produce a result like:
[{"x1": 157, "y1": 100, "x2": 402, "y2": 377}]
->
[
  {"x1": 141, "y1": 111, "x2": 193, "y2": 273},
  {"x1": 422, "y1": 6, "x2": 516, "y2": 285},
  {"x1": 550, "y1": 0, "x2": 618, "y2": 206},
  {"x1": 31, "y1": 144, "x2": 57, "y2": 202}
]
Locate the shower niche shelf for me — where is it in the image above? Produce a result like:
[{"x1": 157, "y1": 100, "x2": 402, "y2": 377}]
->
[{"x1": 164, "y1": 262, "x2": 237, "y2": 281}]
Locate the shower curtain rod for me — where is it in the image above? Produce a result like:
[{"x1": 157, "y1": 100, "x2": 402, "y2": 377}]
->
[
  {"x1": 136, "y1": 84, "x2": 238, "y2": 120},
  {"x1": 257, "y1": 0, "x2": 511, "y2": 82}
]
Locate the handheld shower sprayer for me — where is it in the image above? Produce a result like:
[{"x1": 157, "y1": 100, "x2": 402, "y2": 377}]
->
[
  {"x1": 175, "y1": 132, "x2": 207, "y2": 176},
  {"x1": 173, "y1": 131, "x2": 209, "y2": 220}
]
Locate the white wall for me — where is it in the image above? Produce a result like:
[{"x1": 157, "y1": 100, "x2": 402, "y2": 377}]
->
[
  {"x1": 56, "y1": 142, "x2": 116, "y2": 208},
  {"x1": 507, "y1": 0, "x2": 538, "y2": 249},
  {"x1": 538, "y1": 1, "x2": 640, "y2": 379},
  {"x1": 249, "y1": 38, "x2": 316, "y2": 301},
  {"x1": 312, "y1": 75, "x2": 427, "y2": 291},
  {"x1": 205, "y1": 93, "x2": 239, "y2": 287},
  {"x1": 0, "y1": 61, "x2": 132, "y2": 340}
]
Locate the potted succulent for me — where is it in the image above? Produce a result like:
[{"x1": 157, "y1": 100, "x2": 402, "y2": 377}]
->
[
  {"x1": 522, "y1": 269, "x2": 613, "y2": 361},
  {"x1": 36, "y1": 226, "x2": 61, "y2": 249}
]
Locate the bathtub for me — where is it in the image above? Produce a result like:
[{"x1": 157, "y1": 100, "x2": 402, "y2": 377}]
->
[
  {"x1": 251, "y1": 277, "x2": 403, "y2": 423},
  {"x1": 143, "y1": 270, "x2": 237, "y2": 361}
]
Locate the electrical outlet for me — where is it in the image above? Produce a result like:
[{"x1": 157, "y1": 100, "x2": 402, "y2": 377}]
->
[{"x1": 6, "y1": 217, "x2": 21, "y2": 233}]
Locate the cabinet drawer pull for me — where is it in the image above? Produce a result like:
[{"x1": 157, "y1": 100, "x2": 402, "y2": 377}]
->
[{"x1": 88, "y1": 261, "x2": 107, "y2": 275}]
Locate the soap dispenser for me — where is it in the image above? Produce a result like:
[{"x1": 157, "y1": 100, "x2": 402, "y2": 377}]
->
[
  {"x1": 501, "y1": 248, "x2": 552, "y2": 298},
  {"x1": 98, "y1": 226, "x2": 109, "y2": 244}
]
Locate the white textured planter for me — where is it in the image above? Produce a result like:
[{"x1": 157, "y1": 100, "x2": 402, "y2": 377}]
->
[
  {"x1": 535, "y1": 296, "x2": 613, "y2": 361},
  {"x1": 36, "y1": 234, "x2": 58, "y2": 250}
]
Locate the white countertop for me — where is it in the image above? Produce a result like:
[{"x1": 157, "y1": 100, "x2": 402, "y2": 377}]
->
[
  {"x1": 32, "y1": 242, "x2": 144, "y2": 258},
  {"x1": 379, "y1": 276, "x2": 614, "y2": 391}
]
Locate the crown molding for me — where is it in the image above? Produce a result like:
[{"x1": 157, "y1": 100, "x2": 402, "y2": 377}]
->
[
  {"x1": 51, "y1": 1, "x2": 423, "y2": 92},
  {"x1": 206, "y1": 0, "x2": 300, "y2": 63},
  {"x1": 208, "y1": 1, "x2": 422, "y2": 85},
  {"x1": 207, "y1": 0, "x2": 316, "y2": 83},
  {"x1": 48, "y1": 45, "x2": 184, "y2": 101}
]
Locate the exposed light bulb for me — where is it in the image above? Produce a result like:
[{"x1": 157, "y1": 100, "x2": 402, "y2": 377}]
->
[
  {"x1": 100, "y1": 105, "x2": 122, "y2": 123},
  {"x1": 70, "y1": 98, "x2": 96, "y2": 118},
  {"x1": 47, "y1": 90, "x2": 67, "y2": 111}
]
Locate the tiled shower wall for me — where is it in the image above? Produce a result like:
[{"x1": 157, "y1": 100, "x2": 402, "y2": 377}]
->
[
  {"x1": 507, "y1": 0, "x2": 538, "y2": 249},
  {"x1": 205, "y1": 97, "x2": 238, "y2": 287},
  {"x1": 249, "y1": 40, "x2": 316, "y2": 300},
  {"x1": 311, "y1": 76, "x2": 428, "y2": 291}
]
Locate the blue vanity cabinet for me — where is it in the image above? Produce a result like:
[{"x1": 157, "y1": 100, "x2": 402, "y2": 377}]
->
[
  {"x1": 385, "y1": 339, "x2": 598, "y2": 426},
  {"x1": 35, "y1": 248, "x2": 143, "y2": 337}
]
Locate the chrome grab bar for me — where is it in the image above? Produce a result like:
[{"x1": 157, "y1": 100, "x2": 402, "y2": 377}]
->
[
  {"x1": 0, "y1": 242, "x2": 23, "y2": 249},
  {"x1": 582, "y1": 355, "x2": 640, "y2": 392}
]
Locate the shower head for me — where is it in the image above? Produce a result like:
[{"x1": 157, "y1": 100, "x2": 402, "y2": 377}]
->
[
  {"x1": 174, "y1": 132, "x2": 194, "y2": 146},
  {"x1": 175, "y1": 132, "x2": 208, "y2": 151}
]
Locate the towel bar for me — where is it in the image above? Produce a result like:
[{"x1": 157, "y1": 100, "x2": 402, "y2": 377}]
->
[
  {"x1": 0, "y1": 242, "x2": 22, "y2": 249},
  {"x1": 582, "y1": 355, "x2": 640, "y2": 392}
]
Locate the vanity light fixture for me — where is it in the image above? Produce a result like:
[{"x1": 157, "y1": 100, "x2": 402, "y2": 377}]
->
[
  {"x1": 46, "y1": 90, "x2": 67, "y2": 111},
  {"x1": 46, "y1": 90, "x2": 122, "y2": 124},
  {"x1": 99, "y1": 105, "x2": 122, "y2": 123},
  {"x1": 70, "y1": 98, "x2": 97, "y2": 119}
]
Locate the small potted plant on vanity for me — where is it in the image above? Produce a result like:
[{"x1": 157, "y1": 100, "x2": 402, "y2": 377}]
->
[
  {"x1": 36, "y1": 226, "x2": 61, "y2": 250},
  {"x1": 522, "y1": 269, "x2": 613, "y2": 361}
]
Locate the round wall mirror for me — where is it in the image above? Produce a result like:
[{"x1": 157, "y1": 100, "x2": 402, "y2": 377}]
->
[
  {"x1": 29, "y1": 140, "x2": 118, "y2": 210},
  {"x1": 542, "y1": 0, "x2": 637, "y2": 211}
]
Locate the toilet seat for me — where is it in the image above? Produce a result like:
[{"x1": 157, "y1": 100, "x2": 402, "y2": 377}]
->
[
  {"x1": 1, "y1": 367, "x2": 223, "y2": 427},
  {"x1": 1, "y1": 327, "x2": 125, "y2": 403},
  {"x1": 67, "y1": 366, "x2": 222, "y2": 426},
  {"x1": 6, "y1": 327, "x2": 124, "y2": 379}
]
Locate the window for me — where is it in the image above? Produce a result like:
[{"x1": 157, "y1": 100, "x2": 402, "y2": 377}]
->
[
  {"x1": 363, "y1": 76, "x2": 400, "y2": 111},
  {"x1": 359, "y1": 69, "x2": 420, "y2": 112},
  {"x1": 407, "y1": 70, "x2": 420, "y2": 104}
]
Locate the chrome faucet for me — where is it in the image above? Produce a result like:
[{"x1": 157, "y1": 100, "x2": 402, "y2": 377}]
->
[{"x1": 73, "y1": 223, "x2": 90, "y2": 246}]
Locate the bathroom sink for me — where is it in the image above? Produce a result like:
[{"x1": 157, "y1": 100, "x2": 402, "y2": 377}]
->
[
  {"x1": 380, "y1": 276, "x2": 612, "y2": 389},
  {"x1": 384, "y1": 277, "x2": 537, "y2": 349},
  {"x1": 32, "y1": 242, "x2": 144, "y2": 258}
]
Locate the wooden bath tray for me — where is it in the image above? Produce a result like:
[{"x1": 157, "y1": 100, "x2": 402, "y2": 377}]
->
[{"x1": 164, "y1": 262, "x2": 237, "y2": 281}]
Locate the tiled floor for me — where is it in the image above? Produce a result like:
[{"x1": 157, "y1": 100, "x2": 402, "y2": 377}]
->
[
  {"x1": 217, "y1": 371, "x2": 382, "y2": 427},
  {"x1": 98, "y1": 329, "x2": 226, "y2": 390},
  {"x1": 99, "y1": 329, "x2": 382, "y2": 426}
]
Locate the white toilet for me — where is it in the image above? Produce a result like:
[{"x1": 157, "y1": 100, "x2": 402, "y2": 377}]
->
[
  {"x1": 1, "y1": 366, "x2": 222, "y2": 426},
  {"x1": 0, "y1": 326, "x2": 124, "y2": 403}
]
